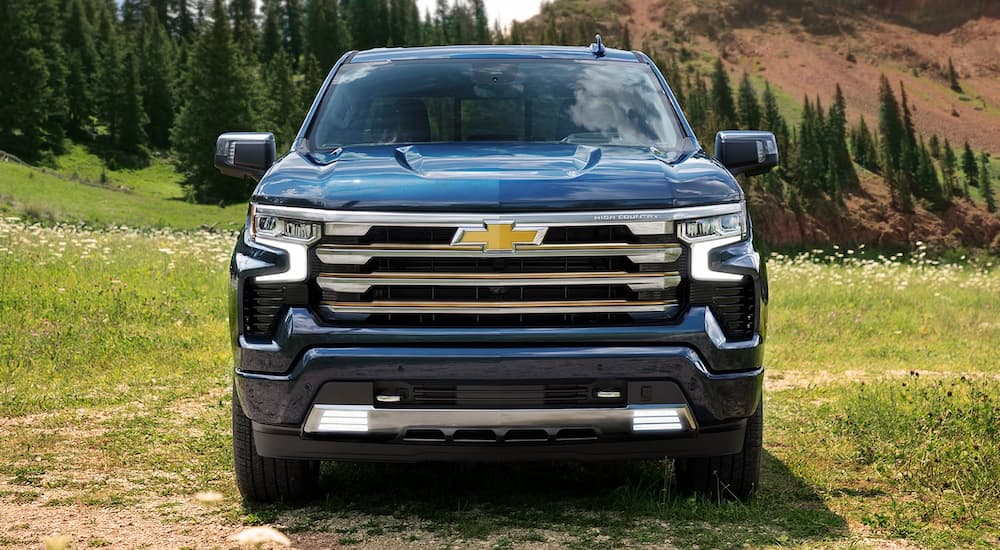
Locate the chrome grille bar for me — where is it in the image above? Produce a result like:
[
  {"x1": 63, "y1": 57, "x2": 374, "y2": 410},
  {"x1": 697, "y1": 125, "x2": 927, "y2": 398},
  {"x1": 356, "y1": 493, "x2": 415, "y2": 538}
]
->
[
  {"x1": 318, "y1": 299, "x2": 678, "y2": 315},
  {"x1": 318, "y1": 271, "x2": 681, "y2": 293},
  {"x1": 316, "y1": 243, "x2": 682, "y2": 265}
]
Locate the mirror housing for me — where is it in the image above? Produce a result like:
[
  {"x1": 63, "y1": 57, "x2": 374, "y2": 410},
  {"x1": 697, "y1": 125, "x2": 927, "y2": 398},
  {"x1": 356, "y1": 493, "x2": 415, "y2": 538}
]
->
[
  {"x1": 714, "y1": 130, "x2": 779, "y2": 176},
  {"x1": 215, "y1": 132, "x2": 276, "y2": 180}
]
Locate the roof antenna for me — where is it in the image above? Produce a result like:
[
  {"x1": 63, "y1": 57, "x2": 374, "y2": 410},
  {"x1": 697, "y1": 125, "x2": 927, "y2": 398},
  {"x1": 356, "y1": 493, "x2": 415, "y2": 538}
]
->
[{"x1": 590, "y1": 34, "x2": 606, "y2": 57}]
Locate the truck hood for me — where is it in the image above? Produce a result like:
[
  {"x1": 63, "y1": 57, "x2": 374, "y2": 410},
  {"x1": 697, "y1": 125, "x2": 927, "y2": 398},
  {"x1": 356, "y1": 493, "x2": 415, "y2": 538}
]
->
[{"x1": 253, "y1": 143, "x2": 743, "y2": 212}]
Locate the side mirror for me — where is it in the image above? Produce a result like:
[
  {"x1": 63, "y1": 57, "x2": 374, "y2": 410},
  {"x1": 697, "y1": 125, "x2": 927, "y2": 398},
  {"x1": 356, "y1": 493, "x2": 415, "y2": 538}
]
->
[
  {"x1": 714, "y1": 130, "x2": 779, "y2": 176},
  {"x1": 215, "y1": 132, "x2": 276, "y2": 180}
]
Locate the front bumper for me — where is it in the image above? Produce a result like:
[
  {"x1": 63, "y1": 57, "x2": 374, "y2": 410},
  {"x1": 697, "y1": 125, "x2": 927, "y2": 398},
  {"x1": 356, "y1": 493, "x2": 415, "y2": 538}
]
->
[{"x1": 235, "y1": 343, "x2": 763, "y2": 461}]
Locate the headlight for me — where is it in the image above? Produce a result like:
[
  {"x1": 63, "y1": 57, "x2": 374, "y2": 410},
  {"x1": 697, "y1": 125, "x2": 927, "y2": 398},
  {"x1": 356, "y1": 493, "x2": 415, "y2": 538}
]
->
[
  {"x1": 678, "y1": 206, "x2": 747, "y2": 243},
  {"x1": 247, "y1": 205, "x2": 319, "y2": 283},
  {"x1": 679, "y1": 203, "x2": 748, "y2": 283},
  {"x1": 249, "y1": 205, "x2": 322, "y2": 243}
]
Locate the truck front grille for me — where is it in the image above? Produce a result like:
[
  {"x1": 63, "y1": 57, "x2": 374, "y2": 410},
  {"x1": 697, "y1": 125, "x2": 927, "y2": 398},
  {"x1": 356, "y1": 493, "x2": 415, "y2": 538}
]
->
[{"x1": 310, "y1": 220, "x2": 685, "y2": 326}]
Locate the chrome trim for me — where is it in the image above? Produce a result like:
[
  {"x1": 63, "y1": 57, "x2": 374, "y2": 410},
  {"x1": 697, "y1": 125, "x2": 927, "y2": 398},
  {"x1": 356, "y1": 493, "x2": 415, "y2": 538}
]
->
[
  {"x1": 689, "y1": 236, "x2": 744, "y2": 282},
  {"x1": 253, "y1": 237, "x2": 310, "y2": 283},
  {"x1": 317, "y1": 272, "x2": 681, "y2": 293},
  {"x1": 249, "y1": 203, "x2": 741, "y2": 230},
  {"x1": 316, "y1": 243, "x2": 683, "y2": 265},
  {"x1": 302, "y1": 404, "x2": 698, "y2": 435},
  {"x1": 318, "y1": 300, "x2": 677, "y2": 315}
]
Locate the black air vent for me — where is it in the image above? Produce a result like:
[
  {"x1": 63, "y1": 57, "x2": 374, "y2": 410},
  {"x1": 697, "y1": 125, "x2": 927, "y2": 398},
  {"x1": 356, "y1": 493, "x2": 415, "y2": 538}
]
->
[
  {"x1": 690, "y1": 280, "x2": 756, "y2": 341},
  {"x1": 242, "y1": 282, "x2": 308, "y2": 338}
]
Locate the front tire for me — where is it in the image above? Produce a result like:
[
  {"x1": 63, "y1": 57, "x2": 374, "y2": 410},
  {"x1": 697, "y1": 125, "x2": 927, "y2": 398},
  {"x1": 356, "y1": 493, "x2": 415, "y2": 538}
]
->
[
  {"x1": 674, "y1": 401, "x2": 762, "y2": 501},
  {"x1": 232, "y1": 387, "x2": 320, "y2": 502}
]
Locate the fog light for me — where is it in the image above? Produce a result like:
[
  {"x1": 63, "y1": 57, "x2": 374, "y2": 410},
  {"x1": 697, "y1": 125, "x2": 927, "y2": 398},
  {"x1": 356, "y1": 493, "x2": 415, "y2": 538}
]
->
[
  {"x1": 314, "y1": 408, "x2": 369, "y2": 433},
  {"x1": 631, "y1": 408, "x2": 683, "y2": 432}
]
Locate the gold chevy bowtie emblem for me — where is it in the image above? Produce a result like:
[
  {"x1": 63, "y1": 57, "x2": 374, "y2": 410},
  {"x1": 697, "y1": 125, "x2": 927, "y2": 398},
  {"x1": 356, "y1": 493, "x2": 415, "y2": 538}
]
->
[{"x1": 452, "y1": 222, "x2": 546, "y2": 252}]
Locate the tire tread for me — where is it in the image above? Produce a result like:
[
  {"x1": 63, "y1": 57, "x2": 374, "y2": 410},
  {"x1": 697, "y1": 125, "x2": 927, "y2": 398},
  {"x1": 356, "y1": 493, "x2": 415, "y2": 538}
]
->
[
  {"x1": 675, "y1": 402, "x2": 763, "y2": 501},
  {"x1": 232, "y1": 387, "x2": 319, "y2": 502}
]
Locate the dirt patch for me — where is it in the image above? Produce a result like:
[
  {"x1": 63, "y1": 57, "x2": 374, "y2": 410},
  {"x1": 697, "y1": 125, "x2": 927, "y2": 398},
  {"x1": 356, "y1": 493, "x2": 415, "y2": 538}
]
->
[{"x1": 0, "y1": 499, "x2": 239, "y2": 549}]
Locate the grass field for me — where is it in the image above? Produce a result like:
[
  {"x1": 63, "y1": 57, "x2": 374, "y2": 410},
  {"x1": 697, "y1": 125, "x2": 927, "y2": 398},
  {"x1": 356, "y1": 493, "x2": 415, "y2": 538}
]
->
[
  {"x1": 0, "y1": 144, "x2": 247, "y2": 231},
  {"x1": 1, "y1": 214, "x2": 997, "y2": 548}
]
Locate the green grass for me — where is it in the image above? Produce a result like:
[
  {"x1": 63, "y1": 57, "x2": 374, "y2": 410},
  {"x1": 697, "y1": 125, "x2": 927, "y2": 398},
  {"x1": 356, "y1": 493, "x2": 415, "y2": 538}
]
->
[
  {"x1": 1, "y1": 218, "x2": 998, "y2": 547},
  {"x1": 0, "y1": 144, "x2": 246, "y2": 230}
]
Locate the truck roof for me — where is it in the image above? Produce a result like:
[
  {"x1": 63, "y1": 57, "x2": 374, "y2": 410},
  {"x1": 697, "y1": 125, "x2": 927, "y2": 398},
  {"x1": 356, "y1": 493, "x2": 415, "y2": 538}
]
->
[{"x1": 349, "y1": 44, "x2": 640, "y2": 64}]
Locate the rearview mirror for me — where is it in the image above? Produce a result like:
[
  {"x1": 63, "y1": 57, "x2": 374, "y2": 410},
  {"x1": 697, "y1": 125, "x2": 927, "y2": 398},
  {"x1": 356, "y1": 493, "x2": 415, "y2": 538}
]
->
[
  {"x1": 714, "y1": 131, "x2": 779, "y2": 176},
  {"x1": 215, "y1": 132, "x2": 276, "y2": 180}
]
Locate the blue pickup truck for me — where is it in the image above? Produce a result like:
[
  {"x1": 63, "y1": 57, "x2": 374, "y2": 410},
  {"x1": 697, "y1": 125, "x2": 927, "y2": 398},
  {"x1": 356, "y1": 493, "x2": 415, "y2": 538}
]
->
[{"x1": 217, "y1": 40, "x2": 777, "y2": 503}]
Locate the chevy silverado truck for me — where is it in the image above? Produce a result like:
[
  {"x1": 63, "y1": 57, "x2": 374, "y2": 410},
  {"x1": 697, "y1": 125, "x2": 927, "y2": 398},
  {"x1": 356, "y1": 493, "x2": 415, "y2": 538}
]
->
[{"x1": 217, "y1": 39, "x2": 777, "y2": 503}]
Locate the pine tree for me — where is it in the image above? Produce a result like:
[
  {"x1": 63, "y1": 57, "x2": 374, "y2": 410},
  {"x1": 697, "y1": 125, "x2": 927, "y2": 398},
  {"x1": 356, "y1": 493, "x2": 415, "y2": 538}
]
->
[
  {"x1": 405, "y1": 0, "x2": 422, "y2": 45},
  {"x1": 33, "y1": 0, "x2": 69, "y2": 153},
  {"x1": 117, "y1": 48, "x2": 148, "y2": 156},
  {"x1": 541, "y1": 17, "x2": 557, "y2": 45},
  {"x1": 63, "y1": 0, "x2": 99, "y2": 136},
  {"x1": 172, "y1": 0, "x2": 258, "y2": 203},
  {"x1": 736, "y1": 74, "x2": 761, "y2": 130},
  {"x1": 961, "y1": 141, "x2": 978, "y2": 195},
  {"x1": 826, "y1": 84, "x2": 858, "y2": 192},
  {"x1": 898, "y1": 83, "x2": 919, "y2": 200},
  {"x1": 471, "y1": 0, "x2": 489, "y2": 44},
  {"x1": 260, "y1": 0, "x2": 284, "y2": 62},
  {"x1": 796, "y1": 96, "x2": 824, "y2": 199},
  {"x1": 877, "y1": 74, "x2": 909, "y2": 210},
  {"x1": 374, "y1": 0, "x2": 390, "y2": 46},
  {"x1": 760, "y1": 82, "x2": 789, "y2": 155},
  {"x1": 121, "y1": 0, "x2": 144, "y2": 30},
  {"x1": 230, "y1": 0, "x2": 258, "y2": 55},
  {"x1": 148, "y1": 0, "x2": 170, "y2": 27},
  {"x1": 284, "y1": 0, "x2": 304, "y2": 66},
  {"x1": 877, "y1": 74, "x2": 903, "y2": 170},
  {"x1": 173, "y1": 0, "x2": 197, "y2": 41},
  {"x1": 947, "y1": 57, "x2": 961, "y2": 92},
  {"x1": 685, "y1": 74, "x2": 709, "y2": 140},
  {"x1": 305, "y1": 0, "x2": 350, "y2": 70},
  {"x1": 928, "y1": 134, "x2": 940, "y2": 159},
  {"x1": 915, "y1": 137, "x2": 945, "y2": 209},
  {"x1": 851, "y1": 116, "x2": 878, "y2": 172},
  {"x1": 389, "y1": 0, "x2": 407, "y2": 46},
  {"x1": 348, "y1": 0, "x2": 389, "y2": 50},
  {"x1": 434, "y1": 0, "x2": 449, "y2": 43},
  {"x1": 941, "y1": 139, "x2": 959, "y2": 197},
  {"x1": 708, "y1": 58, "x2": 737, "y2": 134},
  {"x1": 0, "y1": 0, "x2": 54, "y2": 159},
  {"x1": 94, "y1": 1, "x2": 126, "y2": 143},
  {"x1": 300, "y1": 53, "x2": 325, "y2": 107},
  {"x1": 139, "y1": 7, "x2": 176, "y2": 149},
  {"x1": 261, "y1": 50, "x2": 301, "y2": 152},
  {"x1": 980, "y1": 153, "x2": 996, "y2": 213}
]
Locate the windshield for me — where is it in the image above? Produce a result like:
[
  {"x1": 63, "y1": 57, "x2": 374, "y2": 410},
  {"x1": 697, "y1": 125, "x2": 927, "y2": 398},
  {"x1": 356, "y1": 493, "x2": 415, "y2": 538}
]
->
[{"x1": 308, "y1": 59, "x2": 690, "y2": 151}]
